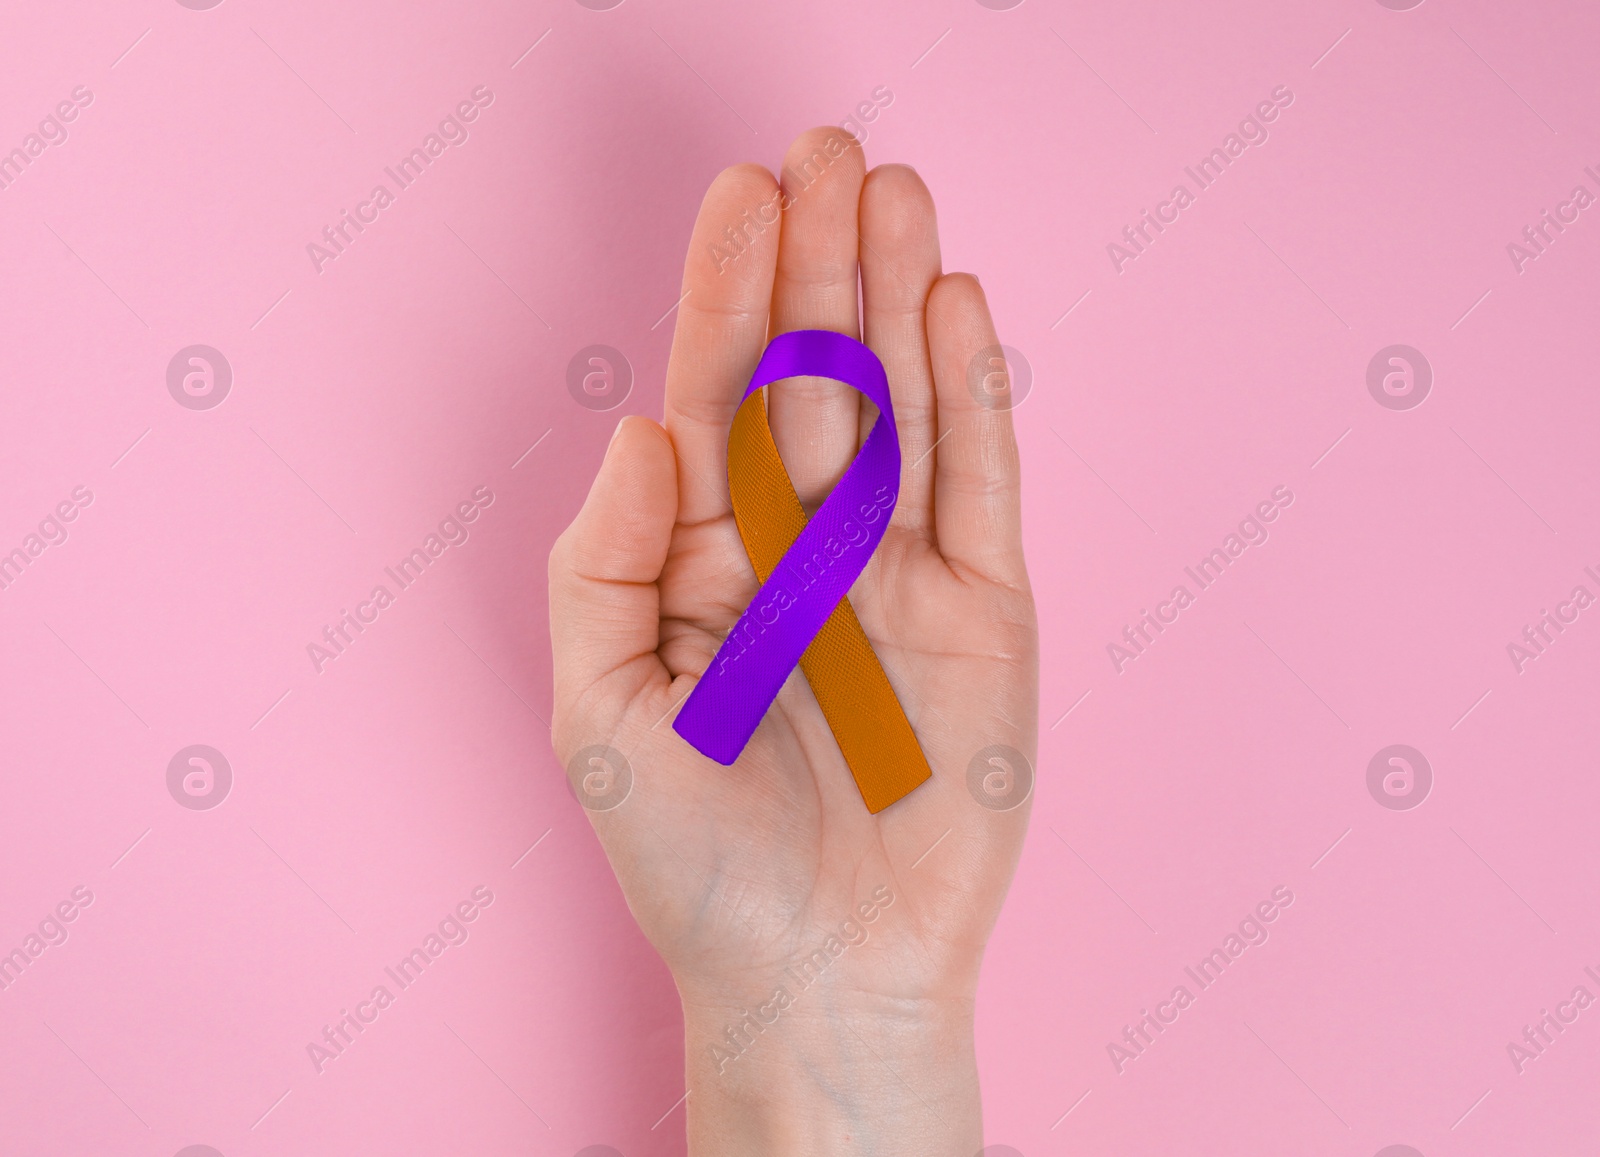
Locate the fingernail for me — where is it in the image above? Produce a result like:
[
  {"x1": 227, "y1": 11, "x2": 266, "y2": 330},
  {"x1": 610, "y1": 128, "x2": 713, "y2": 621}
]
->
[{"x1": 607, "y1": 416, "x2": 628, "y2": 450}]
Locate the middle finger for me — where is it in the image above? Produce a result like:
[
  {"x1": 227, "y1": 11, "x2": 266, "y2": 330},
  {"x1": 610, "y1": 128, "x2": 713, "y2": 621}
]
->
[{"x1": 767, "y1": 126, "x2": 869, "y2": 510}]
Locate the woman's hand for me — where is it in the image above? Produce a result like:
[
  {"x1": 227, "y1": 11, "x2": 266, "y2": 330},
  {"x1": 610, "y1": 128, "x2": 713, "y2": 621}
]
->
[{"x1": 549, "y1": 125, "x2": 1038, "y2": 1156}]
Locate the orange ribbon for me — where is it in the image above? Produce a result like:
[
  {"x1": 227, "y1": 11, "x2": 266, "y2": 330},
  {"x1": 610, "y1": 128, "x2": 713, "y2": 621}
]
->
[{"x1": 725, "y1": 389, "x2": 931, "y2": 812}]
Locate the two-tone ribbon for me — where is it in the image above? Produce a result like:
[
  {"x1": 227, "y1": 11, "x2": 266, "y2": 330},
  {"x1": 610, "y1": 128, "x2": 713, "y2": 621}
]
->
[{"x1": 672, "y1": 329, "x2": 932, "y2": 813}]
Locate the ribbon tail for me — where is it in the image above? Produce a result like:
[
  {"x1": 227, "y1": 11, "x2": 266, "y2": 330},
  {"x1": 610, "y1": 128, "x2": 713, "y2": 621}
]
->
[{"x1": 797, "y1": 597, "x2": 931, "y2": 812}]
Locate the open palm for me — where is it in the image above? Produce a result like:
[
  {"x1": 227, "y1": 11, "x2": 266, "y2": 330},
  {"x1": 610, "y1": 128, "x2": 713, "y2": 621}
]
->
[{"x1": 548, "y1": 129, "x2": 1037, "y2": 1133}]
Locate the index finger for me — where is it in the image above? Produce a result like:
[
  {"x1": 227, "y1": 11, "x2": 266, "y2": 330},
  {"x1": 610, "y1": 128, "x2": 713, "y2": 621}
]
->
[{"x1": 662, "y1": 163, "x2": 782, "y2": 524}]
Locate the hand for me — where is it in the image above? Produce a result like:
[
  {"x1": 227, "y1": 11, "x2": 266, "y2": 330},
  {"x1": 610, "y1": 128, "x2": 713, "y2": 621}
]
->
[{"x1": 548, "y1": 126, "x2": 1038, "y2": 1156}]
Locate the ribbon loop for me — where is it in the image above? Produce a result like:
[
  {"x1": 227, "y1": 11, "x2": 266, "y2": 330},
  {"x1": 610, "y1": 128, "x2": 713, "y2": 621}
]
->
[{"x1": 673, "y1": 330, "x2": 932, "y2": 812}]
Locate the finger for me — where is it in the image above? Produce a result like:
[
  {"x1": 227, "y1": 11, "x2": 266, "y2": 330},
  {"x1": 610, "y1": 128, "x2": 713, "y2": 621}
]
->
[
  {"x1": 663, "y1": 163, "x2": 782, "y2": 525},
  {"x1": 767, "y1": 127, "x2": 868, "y2": 509},
  {"x1": 548, "y1": 415, "x2": 678, "y2": 754},
  {"x1": 926, "y1": 274, "x2": 1025, "y2": 584},
  {"x1": 859, "y1": 163, "x2": 942, "y2": 540}
]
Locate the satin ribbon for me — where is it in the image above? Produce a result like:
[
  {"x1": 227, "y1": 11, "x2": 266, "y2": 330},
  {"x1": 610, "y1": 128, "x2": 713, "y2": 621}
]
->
[{"x1": 672, "y1": 330, "x2": 932, "y2": 813}]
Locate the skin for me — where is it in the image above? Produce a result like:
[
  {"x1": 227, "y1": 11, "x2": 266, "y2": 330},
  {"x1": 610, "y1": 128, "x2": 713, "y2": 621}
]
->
[{"x1": 548, "y1": 126, "x2": 1039, "y2": 1155}]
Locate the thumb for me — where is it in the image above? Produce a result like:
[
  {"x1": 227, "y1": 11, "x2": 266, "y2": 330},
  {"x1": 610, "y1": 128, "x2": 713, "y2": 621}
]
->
[{"x1": 549, "y1": 415, "x2": 678, "y2": 752}]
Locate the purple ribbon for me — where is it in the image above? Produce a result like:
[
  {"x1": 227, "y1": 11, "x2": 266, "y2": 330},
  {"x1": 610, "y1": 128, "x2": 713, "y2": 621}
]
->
[{"x1": 673, "y1": 330, "x2": 900, "y2": 765}]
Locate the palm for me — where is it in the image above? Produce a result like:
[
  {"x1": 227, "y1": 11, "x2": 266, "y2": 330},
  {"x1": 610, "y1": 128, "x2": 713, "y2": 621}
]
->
[{"x1": 550, "y1": 129, "x2": 1037, "y2": 1016}]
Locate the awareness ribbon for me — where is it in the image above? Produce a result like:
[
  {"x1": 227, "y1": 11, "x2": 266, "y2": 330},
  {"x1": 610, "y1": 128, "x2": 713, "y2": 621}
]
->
[{"x1": 672, "y1": 330, "x2": 932, "y2": 813}]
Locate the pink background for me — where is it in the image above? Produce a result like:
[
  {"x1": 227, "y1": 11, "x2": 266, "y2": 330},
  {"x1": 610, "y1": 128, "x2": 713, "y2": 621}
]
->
[{"x1": 2, "y1": 0, "x2": 1597, "y2": 1153}]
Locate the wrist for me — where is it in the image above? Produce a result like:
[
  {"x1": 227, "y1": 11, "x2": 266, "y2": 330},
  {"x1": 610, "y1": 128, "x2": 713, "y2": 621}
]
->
[{"x1": 680, "y1": 988, "x2": 981, "y2": 1156}]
